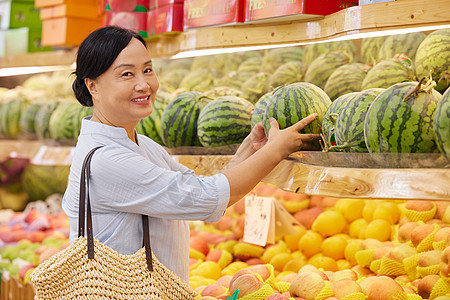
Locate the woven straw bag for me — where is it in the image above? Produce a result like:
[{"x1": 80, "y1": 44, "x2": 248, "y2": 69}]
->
[{"x1": 31, "y1": 147, "x2": 197, "y2": 299}]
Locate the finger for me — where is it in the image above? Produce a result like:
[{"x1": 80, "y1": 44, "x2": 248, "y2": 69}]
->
[
  {"x1": 299, "y1": 134, "x2": 321, "y2": 143},
  {"x1": 301, "y1": 142, "x2": 321, "y2": 151},
  {"x1": 291, "y1": 113, "x2": 318, "y2": 131},
  {"x1": 268, "y1": 118, "x2": 279, "y2": 136}
]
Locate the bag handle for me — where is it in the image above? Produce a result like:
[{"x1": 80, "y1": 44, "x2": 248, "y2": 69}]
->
[{"x1": 78, "y1": 146, "x2": 153, "y2": 271}]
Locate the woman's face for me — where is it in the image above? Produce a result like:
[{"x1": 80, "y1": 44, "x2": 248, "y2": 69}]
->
[{"x1": 88, "y1": 38, "x2": 159, "y2": 129}]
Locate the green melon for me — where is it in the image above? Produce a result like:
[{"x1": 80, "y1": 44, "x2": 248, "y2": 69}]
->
[
  {"x1": 167, "y1": 58, "x2": 192, "y2": 71},
  {"x1": 19, "y1": 103, "x2": 42, "y2": 139},
  {"x1": 260, "y1": 47, "x2": 303, "y2": 73},
  {"x1": 324, "y1": 63, "x2": 369, "y2": 101},
  {"x1": 238, "y1": 57, "x2": 264, "y2": 74},
  {"x1": 263, "y1": 82, "x2": 332, "y2": 136},
  {"x1": 378, "y1": 32, "x2": 426, "y2": 62},
  {"x1": 361, "y1": 57, "x2": 415, "y2": 90},
  {"x1": 48, "y1": 102, "x2": 81, "y2": 144},
  {"x1": 215, "y1": 71, "x2": 254, "y2": 91},
  {"x1": 333, "y1": 88, "x2": 385, "y2": 152},
  {"x1": 241, "y1": 72, "x2": 271, "y2": 104},
  {"x1": 302, "y1": 40, "x2": 357, "y2": 65},
  {"x1": 360, "y1": 36, "x2": 387, "y2": 64},
  {"x1": 269, "y1": 61, "x2": 308, "y2": 89},
  {"x1": 251, "y1": 92, "x2": 273, "y2": 128},
  {"x1": 0, "y1": 99, "x2": 28, "y2": 139},
  {"x1": 35, "y1": 102, "x2": 59, "y2": 140},
  {"x1": 364, "y1": 81, "x2": 442, "y2": 153},
  {"x1": 415, "y1": 28, "x2": 450, "y2": 93},
  {"x1": 210, "y1": 53, "x2": 243, "y2": 76},
  {"x1": 433, "y1": 87, "x2": 450, "y2": 154},
  {"x1": 179, "y1": 69, "x2": 216, "y2": 92},
  {"x1": 197, "y1": 96, "x2": 254, "y2": 147},
  {"x1": 160, "y1": 91, "x2": 211, "y2": 147},
  {"x1": 304, "y1": 50, "x2": 353, "y2": 89},
  {"x1": 21, "y1": 165, "x2": 70, "y2": 201},
  {"x1": 72, "y1": 106, "x2": 93, "y2": 138},
  {"x1": 191, "y1": 55, "x2": 214, "y2": 71},
  {"x1": 159, "y1": 69, "x2": 190, "y2": 93}
]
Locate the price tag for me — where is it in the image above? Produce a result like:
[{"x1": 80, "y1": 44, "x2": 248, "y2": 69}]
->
[
  {"x1": 31, "y1": 145, "x2": 74, "y2": 166},
  {"x1": 243, "y1": 195, "x2": 275, "y2": 247}
]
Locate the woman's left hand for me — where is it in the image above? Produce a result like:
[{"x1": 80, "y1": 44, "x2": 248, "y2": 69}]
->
[{"x1": 248, "y1": 121, "x2": 268, "y2": 152}]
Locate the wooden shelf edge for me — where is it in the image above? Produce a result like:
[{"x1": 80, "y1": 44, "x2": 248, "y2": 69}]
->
[{"x1": 0, "y1": 49, "x2": 77, "y2": 68}]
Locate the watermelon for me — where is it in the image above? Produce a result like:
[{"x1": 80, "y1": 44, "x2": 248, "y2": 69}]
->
[
  {"x1": 378, "y1": 32, "x2": 426, "y2": 62},
  {"x1": 160, "y1": 91, "x2": 211, "y2": 147},
  {"x1": 167, "y1": 58, "x2": 192, "y2": 71},
  {"x1": 269, "y1": 61, "x2": 308, "y2": 89},
  {"x1": 302, "y1": 40, "x2": 357, "y2": 65},
  {"x1": 241, "y1": 72, "x2": 271, "y2": 104},
  {"x1": 210, "y1": 53, "x2": 243, "y2": 76},
  {"x1": 35, "y1": 102, "x2": 59, "y2": 140},
  {"x1": 333, "y1": 88, "x2": 385, "y2": 152},
  {"x1": 361, "y1": 57, "x2": 415, "y2": 90},
  {"x1": 415, "y1": 28, "x2": 450, "y2": 93},
  {"x1": 159, "y1": 69, "x2": 190, "y2": 93},
  {"x1": 191, "y1": 55, "x2": 214, "y2": 71},
  {"x1": 321, "y1": 92, "x2": 360, "y2": 148},
  {"x1": 49, "y1": 102, "x2": 81, "y2": 144},
  {"x1": 215, "y1": 71, "x2": 253, "y2": 91},
  {"x1": 251, "y1": 92, "x2": 273, "y2": 128},
  {"x1": 137, "y1": 91, "x2": 173, "y2": 145},
  {"x1": 433, "y1": 87, "x2": 450, "y2": 154},
  {"x1": 304, "y1": 50, "x2": 353, "y2": 89},
  {"x1": 197, "y1": 96, "x2": 254, "y2": 147},
  {"x1": 204, "y1": 87, "x2": 243, "y2": 99},
  {"x1": 72, "y1": 106, "x2": 93, "y2": 138},
  {"x1": 364, "y1": 81, "x2": 442, "y2": 153},
  {"x1": 324, "y1": 63, "x2": 369, "y2": 101},
  {"x1": 19, "y1": 102, "x2": 42, "y2": 139},
  {"x1": 263, "y1": 82, "x2": 332, "y2": 136},
  {"x1": 360, "y1": 36, "x2": 387, "y2": 64},
  {"x1": 21, "y1": 165, "x2": 70, "y2": 201},
  {"x1": 179, "y1": 69, "x2": 215, "y2": 92},
  {"x1": 238, "y1": 56, "x2": 264, "y2": 74},
  {"x1": 0, "y1": 99, "x2": 28, "y2": 139},
  {"x1": 260, "y1": 47, "x2": 303, "y2": 73}
]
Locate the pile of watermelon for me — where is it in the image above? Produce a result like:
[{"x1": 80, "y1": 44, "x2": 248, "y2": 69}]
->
[{"x1": 1, "y1": 29, "x2": 449, "y2": 155}]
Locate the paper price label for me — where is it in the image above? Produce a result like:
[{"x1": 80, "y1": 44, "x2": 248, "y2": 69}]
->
[
  {"x1": 243, "y1": 195, "x2": 275, "y2": 247},
  {"x1": 31, "y1": 145, "x2": 74, "y2": 166}
]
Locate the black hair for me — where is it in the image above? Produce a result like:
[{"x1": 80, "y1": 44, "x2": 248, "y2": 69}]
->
[{"x1": 72, "y1": 26, "x2": 147, "y2": 106}]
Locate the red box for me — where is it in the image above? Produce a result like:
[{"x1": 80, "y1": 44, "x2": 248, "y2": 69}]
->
[
  {"x1": 149, "y1": 0, "x2": 184, "y2": 9},
  {"x1": 245, "y1": 0, "x2": 358, "y2": 23},
  {"x1": 105, "y1": 0, "x2": 149, "y2": 11},
  {"x1": 183, "y1": 0, "x2": 243, "y2": 30},
  {"x1": 148, "y1": 3, "x2": 183, "y2": 36},
  {"x1": 105, "y1": 10, "x2": 148, "y2": 37}
]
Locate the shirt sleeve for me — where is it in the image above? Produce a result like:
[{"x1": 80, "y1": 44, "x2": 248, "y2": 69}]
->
[{"x1": 87, "y1": 146, "x2": 230, "y2": 223}]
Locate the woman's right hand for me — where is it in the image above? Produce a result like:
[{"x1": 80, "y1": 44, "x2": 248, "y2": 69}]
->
[{"x1": 265, "y1": 114, "x2": 322, "y2": 159}]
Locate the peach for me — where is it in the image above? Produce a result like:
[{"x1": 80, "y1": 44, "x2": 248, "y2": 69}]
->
[
  {"x1": 373, "y1": 245, "x2": 393, "y2": 260},
  {"x1": 246, "y1": 258, "x2": 264, "y2": 265},
  {"x1": 216, "y1": 275, "x2": 232, "y2": 289},
  {"x1": 293, "y1": 207, "x2": 323, "y2": 229},
  {"x1": 212, "y1": 216, "x2": 234, "y2": 232},
  {"x1": 359, "y1": 238, "x2": 383, "y2": 250},
  {"x1": 440, "y1": 246, "x2": 450, "y2": 277},
  {"x1": 289, "y1": 272, "x2": 325, "y2": 300},
  {"x1": 418, "y1": 250, "x2": 442, "y2": 267},
  {"x1": 387, "y1": 244, "x2": 417, "y2": 263},
  {"x1": 229, "y1": 273, "x2": 263, "y2": 298},
  {"x1": 361, "y1": 276, "x2": 404, "y2": 300},
  {"x1": 201, "y1": 284, "x2": 228, "y2": 297},
  {"x1": 329, "y1": 269, "x2": 358, "y2": 283},
  {"x1": 405, "y1": 200, "x2": 435, "y2": 211},
  {"x1": 435, "y1": 201, "x2": 449, "y2": 220},
  {"x1": 189, "y1": 236, "x2": 210, "y2": 256},
  {"x1": 280, "y1": 273, "x2": 298, "y2": 283},
  {"x1": 331, "y1": 279, "x2": 362, "y2": 299},
  {"x1": 298, "y1": 265, "x2": 329, "y2": 280},
  {"x1": 229, "y1": 268, "x2": 254, "y2": 289},
  {"x1": 231, "y1": 216, "x2": 245, "y2": 239},
  {"x1": 351, "y1": 265, "x2": 373, "y2": 278},
  {"x1": 410, "y1": 224, "x2": 435, "y2": 247},
  {"x1": 397, "y1": 222, "x2": 420, "y2": 243},
  {"x1": 266, "y1": 294, "x2": 290, "y2": 300},
  {"x1": 249, "y1": 264, "x2": 271, "y2": 281},
  {"x1": 417, "y1": 274, "x2": 440, "y2": 299},
  {"x1": 434, "y1": 227, "x2": 450, "y2": 244}
]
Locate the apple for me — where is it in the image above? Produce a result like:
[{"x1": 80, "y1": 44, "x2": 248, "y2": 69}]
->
[
  {"x1": 189, "y1": 236, "x2": 209, "y2": 256},
  {"x1": 266, "y1": 294, "x2": 290, "y2": 300},
  {"x1": 405, "y1": 200, "x2": 435, "y2": 212},
  {"x1": 331, "y1": 278, "x2": 362, "y2": 298},
  {"x1": 293, "y1": 207, "x2": 323, "y2": 229},
  {"x1": 18, "y1": 264, "x2": 35, "y2": 282},
  {"x1": 280, "y1": 273, "x2": 298, "y2": 283},
  {"x1": 289, "y1": 272, "x2": 325, "y2": 300},
  {"x1": 298, "y1": 264, "x2": 329, "y2": 280},
  {"x1": 229, "y1": 273, "x2": 263, "y2": 298},
  {"x1": 440, "y1": 246, "x2": 450, "y2": 277},
  {"x1": 108, "y1": 0, "x2": 137, "y2": 12},
  {"x1": 361, "y1": 276, "x2": 404, "y2": 300},
  {"x1": 351, "y1": 265, "x2": 373, "y2": 278},
  {"x1": 231, "y1": 216, "x2": 245, "y2": 239},
  {"x1": 418, "y1": 250, "x2": 442, "y2": 268},
  {"x1": 211, "y1": 216, "x2": 234, "y2": 232},
  {"x1": 417, "y1": 274, "x2": 440, "y2": 299},
  {"x1": 246, "y1": 258, "x2": 264, "y2": 265},
  {"x1": 201, "y1": 284, "x2": 228, "y2": 297},
  {"x1": 434, "y1": 227, "x2": 450, "y2": 245},
  {"x1": 402, "y1": 286, "x2": 416, "y2": 294},
  {"x1": 359, "y1": 238, "x2": 383, "y2": 250},
  {"x1": 229, "y1": 268, "x2": 255, "y2": 289},
  {"x1": 329, "y1": 269, "x2": 358, "y2": 283},
  {"x1": 397, "y1": 222, "x2": 420, "y2": 243},
  {"x1": 231, "y1": 198, "x2": 245, "y2": 215},
  {"x1": 434, "y1": 201, "x2": 449, "y2": 220},
  {"x1": 373, "y1": 245, "x2": 393, "y2": 260},
  {"x1": 216, "y1": 275, "x2": 232, "y2": 289},
  {"x1": 250, "y1": 264, "x2": 271, "y2": 281},
  {"x1": 387, "y1": 244, "x2": 417, "y2": 263},
  {"x1": 410, "y1": 224, "x2": 435, "y2": 247}
]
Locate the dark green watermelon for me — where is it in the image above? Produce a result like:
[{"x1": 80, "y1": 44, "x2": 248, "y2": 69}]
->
[
  {"x1": 19, "y1": 103, "x2": 42, "y2": 139},
  {"x1": 35, "y1": 102, "x2": 59, "y2": 140},
  {"x1": 251, "y1": 92, "x2": 273, "y2": 128},
  {"x1": 433, "y1": 87, "x2": 450, "y2": 154}
]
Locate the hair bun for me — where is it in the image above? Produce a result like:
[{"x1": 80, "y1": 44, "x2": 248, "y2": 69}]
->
[{"x1": 72, "y1": 77, "x2": 93, "y2": 106}]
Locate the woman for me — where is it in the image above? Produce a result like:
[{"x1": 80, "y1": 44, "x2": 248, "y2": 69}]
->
[{"x1": 62, "y1": 25, "x2": 320, "y2": 283}]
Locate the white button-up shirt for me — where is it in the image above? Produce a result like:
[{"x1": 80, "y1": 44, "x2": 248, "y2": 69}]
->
[{"x1": 62, "y1": 117, "x2": 230, "y2": 282}]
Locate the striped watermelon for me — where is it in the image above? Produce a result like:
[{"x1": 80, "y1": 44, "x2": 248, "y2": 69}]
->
[
  {"x1": 215, "y1": 71, "x2": 253, "y2": 91},
  {"x1": 361, "y1": 57, "x2": 415, "y2": 90},
  {"x1": 159, "y1": 69, "x2": 190, "y2": 93},
  {"x1": 333, "y1": 88, "x2": 385, "y2": 152},
  {"x1": 260, "y1": 47, "x2": 303, "y2": 73},
  {"x1": 364, "y1": 81, "x2": 442, "y2": 153},
  {"x1": 269, "y1": 61, "x2": 308, "y2": 89},
  {"x1": 49, "y1": 102, "x2": 81, "y2": 144},
  {"x1": 324, "y1": 63, "x2": 369, "y2": 101},
  {"x1": 415, "y1": 28, "x2": 450, "y2": 93},
  {"x1": 238, "y1": 57, "x2": 264, "y2": 74},
  {"x1": 167, "y1": 58, "x2": 192, "y2": 71},
  {"x1": 302, "y1": 40, "x2": 357, "y2": 65},
  {"x1": 160, "y1": 91, "x2": 211, "y2": 147},
  {"x1": 72, "y1": 106, "x2": 93, "y2": 138},
  {"x1": 197, "y1": 96, "x2": 254, "y2": 147},
  {"x1": 304, "y1": 50, "x2": 353, "y2": 89},
  {"x1": 360, "y1": 36, "x2": 386, "y2": 64},
  {"x1": 241, "y1": 72, "x2": 271, "y2": 104},
  {"x1": 35, "y1": 102, "x2": 59, "y2": 140},
  {"x1": 322, "y1": 92, "x2": 360, "y2": 148},
  {"x1": 137, "y1": 91, "x2": 172, "y2": 145},
  {"x1": 0, "y1": 98, "x2": 27, "y2": 139},
  {"x1": 263, "y1": 82, "x2": 332, "y2": 136},
  {"x1": 210, "y1": 53, "x2": 243, "y2": 77},
  {"x1": 19, "y1": 103, "x2": 42, "y2": 139},
  {"x1": 204, "y1": 87, "x2": 243, "y2": 99},
  {"x1": 378, "y1": 32, "x2": 426, "y2": 62},
  {"x1": 433, "y1": 87, "x2": 450, "y2": 154},
  {"x1": 191, "y1": 55, "x2": 214, "y2": 71},
  {"x1": 179, "y1": 69, "x2": 215, "y2": 92},
  {"x1": 251, "y1": 92, "x2": 273, "y2": 128}
]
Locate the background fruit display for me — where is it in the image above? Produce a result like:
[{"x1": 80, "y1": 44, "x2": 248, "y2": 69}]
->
[{"x1": 1, "y1": 183, "x2": 448, "y2": 299}]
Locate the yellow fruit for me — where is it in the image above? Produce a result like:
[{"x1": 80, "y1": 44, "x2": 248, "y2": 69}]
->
[
  {"x1": 270, "y1": 252, "x2": 293, "y2": 272},
  {"x1": 335, "y1": 198, "x2": 366, "y2": 222},
  {"x1": 312, "y1": 211, "x2": 347, "y2": 237},
  {"x1": 189, "y1": 248, "x2": 206, "y2": 260},
  {"x1": 372, "y1": 202, "x2": 400, "y2": 224},
  {"x1": 283, "y1": 225, "x2": 307, "y2": 252},
  {"x1": 283, "y1": 257, "x2": 307, "y2": 273},
  {"x1": 298, "y1": 230, "x2": 323, "y2": 258},
  {"x1": 276, "y1": 270, "x2": 295, "y2": 281},
  {"x1": 349, "y1": 218, "x2": 368, "y2": 239},
  {"x1": 191, "y1": 261, "x2": 222, "y2": 280},
  {"x1": 308, "y1": 254, "x2": 339, "y2": 272},
  {"x1": 364, "y1": 219, "x2": 392, "y2": 242},
  {"x1": 362, "y1": 200, "x2": 380, "y2": 222},
  {"x1": 261, "y1": 242, "x2": 289, "y2": 264},
  {"x1": 221, "y1": 261, "x2": 249, "y2": 276},
  {"x1": 344, "y1": 239, "x2": 362, "y2": 266},
  {"x1": 337, "y1": 259, "x2": 352, "y2": 270},
  {"x1": 321, "y1": 235, "x2": 348, "y2": 260},
  {"x1": 216, "y1": 240, "x2": 238, "y2": 253},
  {"x1": 291, "y1": 250, "x2": 307, "y2": 260}
]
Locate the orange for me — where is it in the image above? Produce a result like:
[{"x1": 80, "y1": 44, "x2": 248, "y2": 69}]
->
[
  {"x1": 365, "y1": 219, "x2": 392, "y2": 242},
  {"x1": 270, "y1": 252, "x2": 293, "y2": 272},
  {"x1": 283, "y1": 225, "x2": 307, "y2": 252},
  {"x1": 349, "y1": 218, "x2": 368, "y2": 239},
  {"x1": 312, "y1": 211, "x2": 347, "y2": 237},
  {"x1": 344, "y1": 239, "x2": 362, "y2": 266},
  {"x1": 321, "y1": 235, "x2": 348, "y2": 260},
  {"x1": 335, "y1": 198, "x2": 366, "y2": 222},
  {"x1": 308, "y1": 254, "x2": 339, "y2": 272},
  {"x1": 298, "y1": 230, "x2": 323, "y2": 258}
]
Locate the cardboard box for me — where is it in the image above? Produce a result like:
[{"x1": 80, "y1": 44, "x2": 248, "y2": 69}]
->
[
  {"x1": 184, "y1": 0, "x2": 243, "y2": 29},
  {"x1": 0, "y1": 1, "x2": 41, "y2": 30},
  {"x1": 359, "y1": 0, "x2": 395, "y2": 4},
  {"x1": 28, "y1": 28, "x2": 52, "y2": 52},
  {"x1": 0, "y1": 27, "x2": 28, "y2": 57},
  {"x1": 148, "y1": 3, "x2": 183, "y2": 36},
  {"x1": 105, "y1": 10, "x2": 147, "y2": 37},
  {"x1": 40, "y1": 3, "x2": 100, "y2": 19},
  {"x1": 244, "y1": 0, "x2": 358, "y2": 23},
  {"x1": 149, "y1": 0, "x2": 184, "y2": 10},
  {"x1": 34, "y1": 0, "x2": 97, "y2": 9},
  {"x1": 105, "y1": 0, "x2": 149, "y2": 12},
  {"x1": 41, "y1": 16, "x2": 101, "y2": 47}
]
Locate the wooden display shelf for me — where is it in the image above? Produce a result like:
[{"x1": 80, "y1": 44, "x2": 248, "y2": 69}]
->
[{"x1": 1, "y1": 0, "x2": 449, "y2": 65}]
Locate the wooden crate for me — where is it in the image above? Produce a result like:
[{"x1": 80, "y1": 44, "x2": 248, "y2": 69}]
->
[{"x1": 0, "y1": 277, "x2": 35, "y2": 300}]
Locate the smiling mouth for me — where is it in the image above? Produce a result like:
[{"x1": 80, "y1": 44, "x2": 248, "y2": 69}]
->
[{"x1": 131, "y1": 96, "x2": 150, "y2": 102}]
